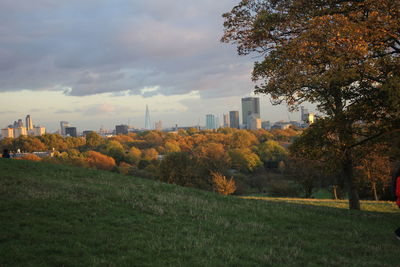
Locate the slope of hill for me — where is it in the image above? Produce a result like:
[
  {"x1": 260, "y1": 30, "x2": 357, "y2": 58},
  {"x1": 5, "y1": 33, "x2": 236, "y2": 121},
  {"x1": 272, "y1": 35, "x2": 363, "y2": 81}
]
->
[{"x1": 0, "y1": 159, "x2": 399, "y2": 266}]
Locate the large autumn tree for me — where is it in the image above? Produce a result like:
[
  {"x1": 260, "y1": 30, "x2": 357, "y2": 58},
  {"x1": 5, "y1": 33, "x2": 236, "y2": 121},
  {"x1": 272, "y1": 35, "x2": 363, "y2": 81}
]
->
[{"x1": 222, "y1": 0, "x2": 400, "y2": 209}]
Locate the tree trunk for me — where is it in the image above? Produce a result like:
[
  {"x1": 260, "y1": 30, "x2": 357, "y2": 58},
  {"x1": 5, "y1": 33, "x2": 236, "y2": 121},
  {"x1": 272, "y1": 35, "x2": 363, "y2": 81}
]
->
[
  {"x1": 344, "y1": 151, "x2": 360, "y2": 210},
  {"x1": 332, "y1": 185, "x2": 338, "y2": 200},
  {"x1": 371, "y1": 181, "x2": 379, "y2": 201}
]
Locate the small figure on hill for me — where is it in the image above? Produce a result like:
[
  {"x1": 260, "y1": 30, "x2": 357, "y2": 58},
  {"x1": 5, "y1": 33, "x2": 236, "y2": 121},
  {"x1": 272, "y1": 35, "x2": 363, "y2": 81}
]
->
[
  {"x1": 394, "y1": 168, "x2": 400, "y2": 240},
  {"x1": 2, "y1": 149, "x2": 11, "y2": 158}
]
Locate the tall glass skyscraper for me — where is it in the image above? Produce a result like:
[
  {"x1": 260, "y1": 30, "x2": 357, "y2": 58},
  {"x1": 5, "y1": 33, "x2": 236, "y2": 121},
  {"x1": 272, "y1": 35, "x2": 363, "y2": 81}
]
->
[
  {"x1": 206, "y1": 114, "x2": 216, "y2": 130},
  {"x1": 241, "y1": 97, "x2": 260, "y2": 127},
  {"x1": 229, "y1": 111, "x2": 239, "y2": 129}
]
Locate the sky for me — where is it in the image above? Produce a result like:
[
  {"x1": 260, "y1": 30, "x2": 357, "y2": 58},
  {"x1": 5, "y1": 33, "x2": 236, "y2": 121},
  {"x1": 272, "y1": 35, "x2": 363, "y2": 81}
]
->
[{"x1": 0, "y1": 0, "x2": 311, "y2": 132}]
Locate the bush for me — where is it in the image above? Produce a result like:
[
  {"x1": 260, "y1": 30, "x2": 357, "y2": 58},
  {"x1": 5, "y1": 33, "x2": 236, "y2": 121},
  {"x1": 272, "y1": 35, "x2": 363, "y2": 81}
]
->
[
  {"x1": 211, "y1": 172, "x2": 236, "y2": 196},
  {"x1": 18, "y1": 154, "x2": 42, "y2": 162}
]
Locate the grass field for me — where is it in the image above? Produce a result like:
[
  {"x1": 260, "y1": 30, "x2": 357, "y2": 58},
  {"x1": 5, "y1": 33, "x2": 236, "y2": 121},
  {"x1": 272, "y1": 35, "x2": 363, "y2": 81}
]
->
[{"x1": 1, "y1": 159, "x2": 399, "y2": 266}]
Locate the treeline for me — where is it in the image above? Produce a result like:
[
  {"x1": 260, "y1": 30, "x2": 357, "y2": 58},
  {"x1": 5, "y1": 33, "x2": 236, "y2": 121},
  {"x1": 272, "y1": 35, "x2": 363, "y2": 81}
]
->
[{"x1": 0, "y1": 126, "x2": 396, "y2": 200}]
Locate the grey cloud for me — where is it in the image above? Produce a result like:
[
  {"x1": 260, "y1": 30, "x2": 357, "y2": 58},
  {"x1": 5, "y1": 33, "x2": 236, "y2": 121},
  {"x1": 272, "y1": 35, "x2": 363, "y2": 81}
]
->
[{"x1": 0, "y1": 0, "x2": 254, "y2": 99}]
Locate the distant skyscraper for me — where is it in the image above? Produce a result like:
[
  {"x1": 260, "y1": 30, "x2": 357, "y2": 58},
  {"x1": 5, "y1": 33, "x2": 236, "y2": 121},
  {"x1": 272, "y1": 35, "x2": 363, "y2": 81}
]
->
[
  {"x1": 223, "y1": 114, "x2": 229, "y2": 127},
  {"x1": 1, "y1": 128, "x2": 14, "y2": 139},
  {"x1": 206, "y1": 114, "x2": 216, "y2": 130},
  {"x1": 301, "y1": 106, "x2": 309, "y2": 122},
  {"x1": 65, "y1": 127, "x2": 77, "y2": 137},
  {"x1": 60, "y1": 121, "x2": 69, "y2": 136},
  {"x1": 116, "y1": 124, "x2": 129, "y2": 135},
  {"x1": 33, "y1": 126, "x2": 46, "y2": 136},
  {"x1": 229, "y1": 111, "x2": 240, "y2": 129},
  {"x1": 241, "y1": 97, "x2": 260, "y2": 128},
  {"x1": 25, "y1": 115, "x2": 33, "y2": 131},
  {"x1": 13, "y1": 127, "x2": 27, "y2": 138},
  {"x1": 17, "y1": 119, "x2": 23, "y2": 127},
  {"x1": 145, "y1": 105, "x2": 151, "y2": 130},
  {"x1": 248, "y1": 115, "x2": 262, "y2": 130}
]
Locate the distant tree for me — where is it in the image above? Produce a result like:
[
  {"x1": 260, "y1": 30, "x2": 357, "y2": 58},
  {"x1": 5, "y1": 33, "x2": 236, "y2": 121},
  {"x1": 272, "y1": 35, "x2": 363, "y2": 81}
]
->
[
  {"x1": 13, "y1": 136, "x2": 46, "y2": 152},
  {"x1": 211, "y1": 172, "x2": 236, "y2": 195},
  {"x1": 164, "y1": 141, "x2": 181, "y2": 154},
  {"x1": 230, "y1": 130, "x2": 258, "y2": 149},
  {"x1": 102, "y1": 140, "x2": 125, "y2": 163},
  {"x1": 142, "y1": 148, "x2": 158, "y2": 161},
  {"x1": 257, "y1": 140, "x2": 288, "y2": 168},
  {"x1": 126, "y1": 146, "x2": 142, "y2": 165},
  {"x1": 86, "y1": 151, "x2": 115, "y2": 171},
  {"x1": 65, "y1": 136, "x2": 85, "y2": 149},
  {"x1": 39, "y1": 134, "x2": 68, "y2": 151},
  {"x1": 229, "y1": 148, "x2": 262, "y2": 172},
  {"x1": 85, "y1": 132, "x2": 104, "y2": 150},
  {"x1": 355, "y1": 144, "x2": 392, "y2": 200},
  {"x1": 159, "y1": 152, "x2": 199, "y2": 187},
  {"x1": 194, "y1": 142, "x2": 230, "y2": 174}
]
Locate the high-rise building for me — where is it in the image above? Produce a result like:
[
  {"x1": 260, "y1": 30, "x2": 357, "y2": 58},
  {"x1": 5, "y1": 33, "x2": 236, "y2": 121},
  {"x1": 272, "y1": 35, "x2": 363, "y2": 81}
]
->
[
  {"x1": 301, "y1": 106, "x2": 309, "y2": 122},
  {"x1": 65, "y1": 127, "x2": 77, "y2": 137},
  {"x1": 1, "y1": 128, "x2": 14, "y2": 139},
  {"x1": 206, "y1": 114, "x2": 216, "y2": 130},
  {"x1": 17, "y1": 119, "x2": 24, "y2": 127},
  {"x1": 13, "y1": 127, "x2": 27, "y2": 138},
  {"x1": 33, "y1": 126, "x2": 46, "y2": 136},
  {"x1": 241, "y1": 97, "x2": 260, "y2": 128},
  {"x1": 60, "y1": 121, "x2": 69, "y2": 136},
  {"x1": 116, "y1": 124, "x2": 129, "y2": 135},
  {"x1": 25, "y1": 115, "x2": 33, "y2": 131},
  {"x1": 261, "y1": 121, "x2": 271, "y2": 130},
  {"x1": 145, "y1": 105, "x2": 151, "y2": 130},
  {"x1": 223, "y1": 114, "x2": 229, "y2": 127},
  {"x1": 229, "y1": 111, "x2": 240, "y2": 129},
  {"x1": 248, "y1": 115, "x2": 262, "y2": 130}
]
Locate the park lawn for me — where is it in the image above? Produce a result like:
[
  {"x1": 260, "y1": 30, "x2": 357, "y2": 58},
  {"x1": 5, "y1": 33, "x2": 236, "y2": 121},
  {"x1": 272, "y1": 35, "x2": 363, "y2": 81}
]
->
[{"x1": 0, "y1": 158, "x2": 399, "y2": 266}]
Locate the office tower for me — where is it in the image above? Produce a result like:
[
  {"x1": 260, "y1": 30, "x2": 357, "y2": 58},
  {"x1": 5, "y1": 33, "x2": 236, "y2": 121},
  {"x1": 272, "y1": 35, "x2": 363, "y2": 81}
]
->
[
  {"x1": 13, "y1": 127, "x2": 27, "y2": 138},
  {"x1": 65, "y1": 127, "x2": 77, "y2": 137},
  {"x1": 241, "y1": 97, "x2": 260, "y2": 127},
  {"x1": 116, "y1": 125, "x2": 129, "y2": 135},
  {"x1": 17, "y1": 119, "x2": 24, "y2": 127},
  {"x1": 206, "y1": 114, "x2": 216, "y2": 130},
  {"x1": 155, "y1": 121, "x2": 162, "y2": 131},
  {"x1": 223, "y1": 114, "x2": 229, "y2": 127},
  {"x1": 33, "y1": 126, "x2": 46, "y2": 136},
  {"x1": 229, "y1": 111, "x2": 239, "y2": 129},
  {"x1": 25, "y1": 115, "x2": 33, "y2": 131},
  {"x1": 1, "y1": 128, "x2": 14, "y2": 139},
  {"x1": 248, "y1": 115, "x2": 262, "y2": 130},
  {"x1": 60, "y1": 121, "x2": 70, "y2": 136},
  {"x1": 13, "y1": 121, "x2": 18, "y2": 128},
  {"x1": 301, "y1": 106, "x2": 309, "y2": 122},
  {"x1": 145, "y1": 105, "x2": 151, "y2": 130},
  {"x1": 82, "y1": 130, "x2": 94, "y2": 137}
]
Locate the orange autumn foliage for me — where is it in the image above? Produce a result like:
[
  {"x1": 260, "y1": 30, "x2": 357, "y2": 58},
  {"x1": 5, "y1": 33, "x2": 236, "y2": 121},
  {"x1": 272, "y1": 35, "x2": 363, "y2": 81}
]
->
[{"x1": 86, "y1": 151, "x2": 115, "y2": 171}]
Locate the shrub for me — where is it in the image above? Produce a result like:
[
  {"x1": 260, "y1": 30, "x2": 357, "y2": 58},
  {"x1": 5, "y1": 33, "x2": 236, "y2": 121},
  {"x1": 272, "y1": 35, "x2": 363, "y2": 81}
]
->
[
  {"x1": 211, "y1": 172, "x2": 236, "y2": 196},
  {"x1": 18, "y1": 154, "x2": 42, "y2": 162}
]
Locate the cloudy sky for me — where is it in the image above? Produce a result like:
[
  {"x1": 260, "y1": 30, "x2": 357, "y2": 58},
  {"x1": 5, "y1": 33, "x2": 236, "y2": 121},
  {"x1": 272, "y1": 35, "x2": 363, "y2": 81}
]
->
[{"x1": 0, "y1": 0, "x2": 308, "y2": 132}]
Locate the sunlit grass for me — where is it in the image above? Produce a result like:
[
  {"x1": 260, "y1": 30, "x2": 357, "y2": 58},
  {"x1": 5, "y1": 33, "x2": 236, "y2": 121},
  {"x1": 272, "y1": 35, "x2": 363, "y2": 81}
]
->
[{"x1": 241, "y1": 196, "x2": 399, "y2": 213}]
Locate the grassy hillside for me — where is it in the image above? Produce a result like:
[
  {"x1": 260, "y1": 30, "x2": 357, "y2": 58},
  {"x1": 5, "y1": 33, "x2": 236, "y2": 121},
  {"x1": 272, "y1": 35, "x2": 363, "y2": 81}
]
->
[{"x1": 0, "y1": 159, "x2": 399, "y2": 266}]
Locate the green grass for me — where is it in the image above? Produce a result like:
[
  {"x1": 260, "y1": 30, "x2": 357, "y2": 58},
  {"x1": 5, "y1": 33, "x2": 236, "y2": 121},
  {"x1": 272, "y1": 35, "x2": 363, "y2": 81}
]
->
[{"x1": 0, "y1": 159, "x2": 399, "y2": 266}]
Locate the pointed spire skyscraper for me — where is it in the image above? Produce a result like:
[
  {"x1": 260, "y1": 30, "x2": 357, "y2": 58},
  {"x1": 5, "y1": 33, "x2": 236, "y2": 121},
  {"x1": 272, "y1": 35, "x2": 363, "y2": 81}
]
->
[{"x1": 145, "y1": 105, "x2": 151, "y2": 130}]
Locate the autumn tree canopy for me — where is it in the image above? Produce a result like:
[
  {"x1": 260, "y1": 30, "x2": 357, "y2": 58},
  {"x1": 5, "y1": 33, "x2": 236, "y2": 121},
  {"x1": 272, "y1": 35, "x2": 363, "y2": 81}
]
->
[{"x1": 222, "y1": 0, "x2": 400, "y2": 209}]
